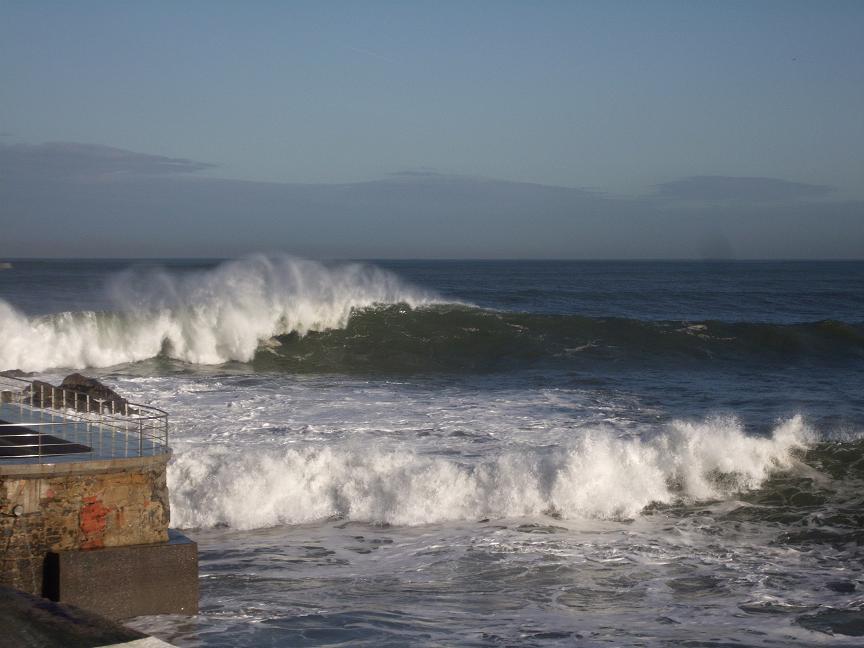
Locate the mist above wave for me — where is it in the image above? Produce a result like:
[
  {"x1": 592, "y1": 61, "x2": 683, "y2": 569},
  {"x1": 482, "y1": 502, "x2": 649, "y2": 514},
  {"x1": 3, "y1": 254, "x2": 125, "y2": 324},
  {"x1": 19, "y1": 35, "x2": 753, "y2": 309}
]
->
[
  {"x1": 3, "y1": 255, "x2": 862, "y2": 374},
  {"x1": 168, "y1": 415, "x2": 812, "y2": 530},
  {"x1": 0, "y1": 254, "x2": 440, "y2": 372}
]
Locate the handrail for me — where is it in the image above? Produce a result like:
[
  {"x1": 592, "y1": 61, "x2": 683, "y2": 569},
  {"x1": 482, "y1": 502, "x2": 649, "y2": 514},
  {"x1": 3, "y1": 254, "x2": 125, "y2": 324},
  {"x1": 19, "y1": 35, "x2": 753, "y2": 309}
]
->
[{"x1": 0, "y1": 374, "x2": 169, "y2": 463}]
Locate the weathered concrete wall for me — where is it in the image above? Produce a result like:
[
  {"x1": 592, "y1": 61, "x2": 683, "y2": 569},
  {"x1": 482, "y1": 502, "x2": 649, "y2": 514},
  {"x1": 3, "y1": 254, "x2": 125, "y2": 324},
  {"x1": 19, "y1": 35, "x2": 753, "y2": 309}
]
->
[
  {"x1": 0, "y1": 454, "x2": 170, "y2": 595},
  {"x1": 47, "y1": 530, "x2": 198, "y2": 619}
]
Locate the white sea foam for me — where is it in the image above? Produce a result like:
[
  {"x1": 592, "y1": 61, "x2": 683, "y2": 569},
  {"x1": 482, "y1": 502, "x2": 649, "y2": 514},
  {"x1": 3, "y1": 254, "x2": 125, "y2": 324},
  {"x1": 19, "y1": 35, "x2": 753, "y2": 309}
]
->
[
  {"x1": 0, "y1": 254, "x2": 438, "y2": 371},
  {"x1": 168, "y1": 415, "x2": 813, "y2": 529}
]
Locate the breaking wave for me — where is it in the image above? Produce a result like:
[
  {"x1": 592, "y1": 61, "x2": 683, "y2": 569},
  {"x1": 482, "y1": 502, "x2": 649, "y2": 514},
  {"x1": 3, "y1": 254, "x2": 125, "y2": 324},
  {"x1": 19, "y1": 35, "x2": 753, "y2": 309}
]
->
[
  {"x1": 1, "y1": 254, "x2": 862, "y2": 373},
  {"x1": 0, "y1": 254, "x2": 440, "y2": 371},
  {"x1": 255, "y1": 306, "x2": 864, "y2": 373},
  {"x1": 168, "y1": 415, "x2": 813, "y2": 529}
]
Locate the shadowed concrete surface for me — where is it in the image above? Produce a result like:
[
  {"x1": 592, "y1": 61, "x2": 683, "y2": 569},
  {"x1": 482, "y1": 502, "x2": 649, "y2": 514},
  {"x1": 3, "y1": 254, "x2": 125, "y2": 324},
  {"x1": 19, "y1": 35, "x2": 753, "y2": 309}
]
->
[
  {"x1": 46, "y1": 530, "x2": 199, "y2": 620},
  {"x1": 0, "y1": 419, "x2": 91, "y2": 457},
  {"x1": 1, "y1": 454, "x2": 171, "y2": 595},
  {"x1": 0, "y1": 585, "x2": 175, "y2": 647}
]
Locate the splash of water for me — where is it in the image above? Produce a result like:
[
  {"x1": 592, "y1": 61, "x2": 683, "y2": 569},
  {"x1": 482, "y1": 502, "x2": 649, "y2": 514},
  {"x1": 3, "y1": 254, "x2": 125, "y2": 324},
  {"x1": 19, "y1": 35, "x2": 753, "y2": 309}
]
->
[
  {"x1": 168, "y1": 415, "x2": 812, "y2": 529},
  {"x1": 0, "y1": 254, "x2": 439, "y2": 371}
]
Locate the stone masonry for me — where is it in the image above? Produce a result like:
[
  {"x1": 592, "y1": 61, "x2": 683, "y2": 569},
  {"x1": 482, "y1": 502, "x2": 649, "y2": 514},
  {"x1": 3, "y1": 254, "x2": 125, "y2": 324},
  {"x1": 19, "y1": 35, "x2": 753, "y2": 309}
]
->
[{"x1": 0, "y1": 454, "x2": 170, "y2": 596}]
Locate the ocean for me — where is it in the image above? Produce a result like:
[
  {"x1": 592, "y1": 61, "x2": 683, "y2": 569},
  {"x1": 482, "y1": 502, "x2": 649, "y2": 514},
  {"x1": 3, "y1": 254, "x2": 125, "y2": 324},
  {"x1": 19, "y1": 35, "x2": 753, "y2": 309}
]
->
[{"x1": 1, "y1": 255, "x2": 863, "y2": 646}]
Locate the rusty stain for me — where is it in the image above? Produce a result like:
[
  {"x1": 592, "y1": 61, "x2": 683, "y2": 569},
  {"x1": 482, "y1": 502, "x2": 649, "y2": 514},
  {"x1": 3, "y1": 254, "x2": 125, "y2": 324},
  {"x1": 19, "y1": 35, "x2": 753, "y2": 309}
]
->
[
  {"x1": 80, "y1": 496, "x2": 110, "y2": 549},
  {"x1": 1, "y1": 460, "x2": 169, "y2": 594}
]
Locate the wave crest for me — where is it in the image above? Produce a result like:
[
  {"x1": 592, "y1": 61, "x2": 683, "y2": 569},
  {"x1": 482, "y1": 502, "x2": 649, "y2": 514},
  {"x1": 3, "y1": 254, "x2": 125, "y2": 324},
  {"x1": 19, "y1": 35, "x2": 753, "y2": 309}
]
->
[
  {"x1": 0, "y1": 255, "x2": 439, "y2": 371},
  {"x1": 168, "y1": 416, "x2": 813, "y2": 529},
  {"x1": 3, "y1": 255, "x2": 861, "y2": 373}
]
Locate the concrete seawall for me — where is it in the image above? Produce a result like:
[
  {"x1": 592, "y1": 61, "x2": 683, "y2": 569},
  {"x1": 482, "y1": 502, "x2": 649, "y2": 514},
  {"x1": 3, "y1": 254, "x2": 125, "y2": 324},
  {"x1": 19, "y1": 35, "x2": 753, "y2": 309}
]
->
[
  {"x1": 1, "y1": 452, "x2": 196, "y2": 619},
  {"x1": 1, "y1": 454, "x2": 171, "y2": 596}
]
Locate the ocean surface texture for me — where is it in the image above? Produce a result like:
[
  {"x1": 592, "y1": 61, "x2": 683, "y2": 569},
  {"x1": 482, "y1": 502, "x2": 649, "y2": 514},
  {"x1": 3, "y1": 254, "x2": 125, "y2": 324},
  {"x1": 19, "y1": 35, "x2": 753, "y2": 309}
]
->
[{"x1": 1, "y1": 256, "x2": 863, "y2": 647}]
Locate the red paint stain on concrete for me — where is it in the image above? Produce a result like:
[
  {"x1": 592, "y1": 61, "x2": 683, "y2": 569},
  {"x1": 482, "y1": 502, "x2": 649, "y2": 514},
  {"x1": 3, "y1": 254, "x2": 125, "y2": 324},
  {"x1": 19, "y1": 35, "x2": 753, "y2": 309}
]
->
[{"x1": 80, "y1": 496, "x2": 110, "y2": 549}]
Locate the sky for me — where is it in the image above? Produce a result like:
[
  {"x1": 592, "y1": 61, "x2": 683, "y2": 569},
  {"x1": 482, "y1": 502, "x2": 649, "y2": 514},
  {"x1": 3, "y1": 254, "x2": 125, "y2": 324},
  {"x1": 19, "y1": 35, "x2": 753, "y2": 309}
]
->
[{"x1": 0, "y1": 1, "x2": 862, "y2": 258}]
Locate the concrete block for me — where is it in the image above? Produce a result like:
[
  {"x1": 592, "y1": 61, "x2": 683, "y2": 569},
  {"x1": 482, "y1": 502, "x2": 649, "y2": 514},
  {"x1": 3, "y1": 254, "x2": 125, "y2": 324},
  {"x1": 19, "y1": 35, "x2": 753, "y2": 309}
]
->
[
  {"x1": 44, "y1": 529, "x2": 198, "y2": 620},
  {"x1": 1, "y1": 453, "x2": 171, "y2": 595},
  {"x1": 0, "y1": 585, "x2": 151, "y2": 648}
]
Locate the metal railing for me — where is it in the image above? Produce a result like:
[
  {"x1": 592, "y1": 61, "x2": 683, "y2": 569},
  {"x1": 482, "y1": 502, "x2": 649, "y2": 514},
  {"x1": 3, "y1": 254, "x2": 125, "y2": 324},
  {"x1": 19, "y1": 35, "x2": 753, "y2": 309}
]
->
[{"x1": 0, "y1": 375, "x2": 168, "y2": 463}]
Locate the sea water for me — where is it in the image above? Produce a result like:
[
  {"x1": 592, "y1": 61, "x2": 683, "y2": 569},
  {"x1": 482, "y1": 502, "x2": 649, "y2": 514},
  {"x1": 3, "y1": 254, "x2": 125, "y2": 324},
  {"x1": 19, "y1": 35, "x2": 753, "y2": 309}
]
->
[{"x1": 1, "y1": 256, "x2": 862, "y2": 646}]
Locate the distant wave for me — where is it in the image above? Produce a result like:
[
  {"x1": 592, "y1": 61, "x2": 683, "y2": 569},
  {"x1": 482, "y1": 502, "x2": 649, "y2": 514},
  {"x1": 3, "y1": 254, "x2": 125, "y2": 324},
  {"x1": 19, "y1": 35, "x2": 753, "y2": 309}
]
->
[
  {"x1": 168, "y1": 416, "x2": 813, "y2": 529},
  {"x1": 254, "y1": 306, "x2": 864, "y2": 373},
  {"x1": 1, "y1": 254, "x2": 862, "y2": 373}
]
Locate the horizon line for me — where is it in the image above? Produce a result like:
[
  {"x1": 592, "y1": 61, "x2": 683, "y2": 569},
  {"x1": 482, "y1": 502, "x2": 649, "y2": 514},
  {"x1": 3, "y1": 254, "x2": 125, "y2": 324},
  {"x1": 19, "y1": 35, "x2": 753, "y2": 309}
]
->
[{"x1": 2, "y1": 256, "x2": 863, "y2": 263}]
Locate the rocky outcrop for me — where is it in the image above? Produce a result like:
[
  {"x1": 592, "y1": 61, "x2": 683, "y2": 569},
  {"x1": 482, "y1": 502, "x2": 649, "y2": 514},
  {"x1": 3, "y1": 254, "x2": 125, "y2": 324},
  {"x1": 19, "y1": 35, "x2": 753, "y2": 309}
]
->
[
  {"x1": 1, "y1": 370, "x2": 33, "y2": 403},
  {"x1": 59, "y1": 374, "x2": 131, "y2": 414},
  {"x1": 0, "y1": 369, "x2": 31, "y2": 378},
  {"x1": 21, "y1": 374, "x2": 133, "y2": 415}
]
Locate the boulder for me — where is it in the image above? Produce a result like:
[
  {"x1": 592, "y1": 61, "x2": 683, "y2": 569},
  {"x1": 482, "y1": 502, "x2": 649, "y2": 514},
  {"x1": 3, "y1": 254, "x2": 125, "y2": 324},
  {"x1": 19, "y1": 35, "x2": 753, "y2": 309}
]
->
[
  {"x1": 59, "y1": 374, "x2": 131, "y2": 415},
  {"x1": 20, "y1": 374, "x2": 133, "y2": 415},
  {"x1": 23, "y1": 380, "x2": 60, "y2": 408},
  {"x1": 0, "y1": 369, "x2": 32, "y2": 378},
  {"x1": 1, "y1": 371, "x2": 35, "y2": 404}
]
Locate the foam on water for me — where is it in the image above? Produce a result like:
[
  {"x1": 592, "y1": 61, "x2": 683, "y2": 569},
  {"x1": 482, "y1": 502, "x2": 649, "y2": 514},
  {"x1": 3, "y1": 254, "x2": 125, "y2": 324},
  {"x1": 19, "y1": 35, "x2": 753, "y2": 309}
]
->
[
  {"x1": 3, "y1": 256, "x2": 861, "y2": 375},
  {"x1": 168, "y1": 415, "x2": 812, "y2": 529},
  {"x1": 6, "y1": 258, "x2": 861, "y2": 646},
  {"x1": 0, "y1": 254, "x2": 439, "y2": 371}
]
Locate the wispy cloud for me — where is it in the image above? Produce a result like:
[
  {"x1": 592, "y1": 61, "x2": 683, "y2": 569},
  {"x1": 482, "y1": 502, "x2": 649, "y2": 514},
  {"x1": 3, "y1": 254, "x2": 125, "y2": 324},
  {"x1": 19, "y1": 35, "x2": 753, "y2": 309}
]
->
[
  {"x1": 347, "y1": 46, "x2": 396, "y2": 64},
  {"x1": 1, "y1": 141, "x2": 860, "y2": 259},
  {"x1": 389, "y1": 169, "x2": 446, "y2": 177},
  {"x1": 655, "y1": 175, "x2": 833, "y2": 203},
  {"x1": 0, "y1": 141, "x2": 215, "y2": 181}
]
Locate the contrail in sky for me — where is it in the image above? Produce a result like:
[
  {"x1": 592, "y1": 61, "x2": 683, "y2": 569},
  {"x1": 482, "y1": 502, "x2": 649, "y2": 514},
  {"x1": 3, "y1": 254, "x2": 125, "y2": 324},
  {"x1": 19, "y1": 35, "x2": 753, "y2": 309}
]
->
[{"x1": 347, "y1": 46, "x2": 396, "y2": 64}]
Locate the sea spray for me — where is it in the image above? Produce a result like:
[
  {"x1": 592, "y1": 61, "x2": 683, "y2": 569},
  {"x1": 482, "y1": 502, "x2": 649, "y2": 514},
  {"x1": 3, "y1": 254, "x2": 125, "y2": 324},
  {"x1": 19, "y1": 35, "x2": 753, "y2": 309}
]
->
[
  {"x1": 0, "y1": 254, "x2": 439, "y2": 371},
  {"x1": 2, "y1": 255, "x2": 862, "y2": 373},
  {"x1": 167, "y1": 415, "x2": 813, "y2": 529}
]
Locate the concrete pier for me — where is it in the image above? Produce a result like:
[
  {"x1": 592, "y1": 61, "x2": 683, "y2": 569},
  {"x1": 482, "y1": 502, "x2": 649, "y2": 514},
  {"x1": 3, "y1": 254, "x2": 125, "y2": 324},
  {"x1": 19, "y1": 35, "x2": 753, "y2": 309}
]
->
[
  {"x1": 46, "y1": 529, "x2": 198, "y2": 619},
  {"x1": 1, "y1": 374, "x2": 196, "y2": 623},
  {"x1": 0, "y1": 585, "x2": 177, "y2": 647},
  {"x1": 1, "y1": 453, "x2": 197, "y2": 619}
]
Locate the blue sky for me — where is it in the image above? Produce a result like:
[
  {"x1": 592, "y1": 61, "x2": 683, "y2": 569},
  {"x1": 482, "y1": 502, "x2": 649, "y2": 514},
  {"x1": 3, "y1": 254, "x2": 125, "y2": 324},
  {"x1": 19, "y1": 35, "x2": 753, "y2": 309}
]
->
[{"x1": 0, "y1": 1, "x2": 862, "y2": 257}]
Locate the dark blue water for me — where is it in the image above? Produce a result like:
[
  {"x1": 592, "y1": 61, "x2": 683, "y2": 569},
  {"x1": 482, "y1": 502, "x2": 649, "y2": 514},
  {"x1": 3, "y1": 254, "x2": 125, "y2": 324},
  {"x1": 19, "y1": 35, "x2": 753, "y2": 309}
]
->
[
  {"x1": 379, "y1": 259, "x2": 864, "y2": 323},
  {"x1": 3, "y1": 258, "x2": 862, "y2": 434},
  {"x1": 2, "y1": 257, "x2": 864, "y2": 646},
  {"x1": 4, "y1": 258, "x2": 863, "y2": 322}
]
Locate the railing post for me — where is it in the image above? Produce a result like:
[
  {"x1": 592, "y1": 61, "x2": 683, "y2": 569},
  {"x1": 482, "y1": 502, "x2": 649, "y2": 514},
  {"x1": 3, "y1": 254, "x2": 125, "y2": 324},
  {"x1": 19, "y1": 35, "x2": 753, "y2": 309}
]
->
[{"x1": 1, "y1": 376, "x2": 169, "y2": 462}]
